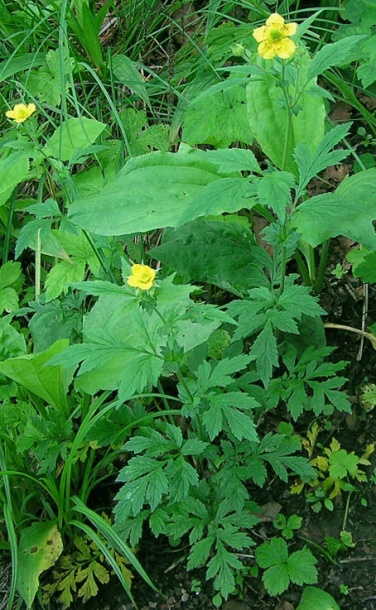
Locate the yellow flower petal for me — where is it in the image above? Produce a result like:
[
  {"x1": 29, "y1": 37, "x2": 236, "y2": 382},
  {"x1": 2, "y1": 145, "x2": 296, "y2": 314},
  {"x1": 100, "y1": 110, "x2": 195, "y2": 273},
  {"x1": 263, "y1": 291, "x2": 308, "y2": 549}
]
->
[
  {"x1": 276, "y1": 38, "x2": 296, "y2": 59},
  {"x1": 284, "y1": 22, "x2": 298, "y2": 36},
  {"x1": 127, "y1": 264, "x2": 156, "y2": 291},
  {"x1": 258, "y1": 40, "x2": 277, "y2": 60},
  {"x1": 252, "y1": 25, "x2": 266, "y2": 43},
  {"x1": 252, "y1": 12, "x2": 298, "y2": 60},
  {"x1": 265, "y1": 13, "x2": 285, "y2": 28},
  {"x1": 5, "y1": 102, "x2": 36, "y2": 123}
]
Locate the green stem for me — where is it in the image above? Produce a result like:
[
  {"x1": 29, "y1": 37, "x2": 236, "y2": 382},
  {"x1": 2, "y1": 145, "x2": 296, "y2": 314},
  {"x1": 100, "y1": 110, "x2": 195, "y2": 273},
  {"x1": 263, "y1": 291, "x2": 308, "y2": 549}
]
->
[
  {"x1": 278, "y1": 61, "x2": 296, "y2": 295},
  {"x1": 82, "y1": 229, "x2": 117, "y2": 283},
  {"x1": 294, "y1": 250, "x2": 312, "y2": 286},
  {"x1": 315, "y1": 240, "x2": 330, "y2": 294},
  {"x1": 280, "y1": 64, "x2": 293, "y2": 173},
  {"x1": 308, "y1": 244, "x2": 316, "y2": 283},
  {"x1": 157, "y1": 379, "x2": 175, "y2": 424},
  {"x1": 2, "y1": 189, "x2": 16, "y2": 265},
  {"x1": 59, "y1": 391, "x2": 112, "y2": 527},
  {"x1": 342, "y1": 490, "x2": 352, "y2": 531},
  {"x1": 279, "y1": 241, "x2": 287, "y2": 296},
  {"x1": 298, "y1": 535, "x2": 339, "y2": 565},
  {"x1": 35, "y1": 228, "x2": 41, "y2": 302}
]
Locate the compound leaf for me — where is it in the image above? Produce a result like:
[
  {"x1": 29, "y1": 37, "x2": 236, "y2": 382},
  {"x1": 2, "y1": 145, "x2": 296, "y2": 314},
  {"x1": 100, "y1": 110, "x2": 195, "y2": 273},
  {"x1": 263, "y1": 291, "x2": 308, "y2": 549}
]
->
[
  {"x1": 262, "y1": 563, "x2": 290, "y2": 596},
  {"x1": 288, "y1": 548, "x2": 318, "y2": 586}
]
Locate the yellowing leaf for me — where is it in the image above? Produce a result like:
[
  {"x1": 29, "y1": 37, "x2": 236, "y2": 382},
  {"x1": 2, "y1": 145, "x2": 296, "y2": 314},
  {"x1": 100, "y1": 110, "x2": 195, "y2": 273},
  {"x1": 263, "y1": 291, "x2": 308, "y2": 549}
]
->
[
  {"x1": 329, "y1": 438, "x2": 341, "y2": 453},
  {"x1": 17, "y1": 522, "x2": 63, "y2": 608}
]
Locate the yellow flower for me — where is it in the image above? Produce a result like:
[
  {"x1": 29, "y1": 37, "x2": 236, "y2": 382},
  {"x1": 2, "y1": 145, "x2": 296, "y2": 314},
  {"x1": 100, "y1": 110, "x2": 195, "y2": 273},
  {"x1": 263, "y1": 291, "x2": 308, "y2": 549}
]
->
[
  {"x1": 127, "y1": 264, "x2": 156, "y2": 291},
  {"x1": 252, "y1": 13, "x2": 297, "y2": 60},
  {"x1": 6, "y1": 102, "x2": 36, "y2": 123}
]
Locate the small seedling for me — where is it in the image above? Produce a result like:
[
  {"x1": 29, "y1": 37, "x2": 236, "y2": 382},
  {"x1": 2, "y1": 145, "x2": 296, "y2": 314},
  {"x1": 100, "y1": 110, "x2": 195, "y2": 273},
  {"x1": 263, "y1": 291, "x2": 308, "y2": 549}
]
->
[
  {"x1": 324, "y1": 530, "x2": 355, "y2": 559},
  {"x1": 293, "y1": 431, "x2": 375, "y2": 512},
  {"x1": 255, "y1": 538, "x2": 318, "y2": 596},
  {"x1": 339, "y1": 583, "x2": 349, "y2": 595},
  {"x1": 273, "y1": 513, "x2": 303, "y2": 539}
]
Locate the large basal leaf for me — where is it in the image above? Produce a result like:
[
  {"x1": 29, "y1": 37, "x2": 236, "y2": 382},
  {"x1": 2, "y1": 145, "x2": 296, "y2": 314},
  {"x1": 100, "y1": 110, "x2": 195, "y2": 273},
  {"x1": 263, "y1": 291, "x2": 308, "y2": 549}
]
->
[
  {"x1": 292, "y1": 169, "x2": 376, "y2": 249},
  {"x1": 42, "y1": 117, "x2": 106, "y2": 162},
  {"x1": 177, "y1": 177, "x2": 256, "y2": 226},
  {"x1": 17, "y1": 521, "x2": 63, "y2": 608},
  {"x1": 296, "y1": 586, "x2": 340, "y2": 610},
  {"x1": 246, "y1": 49, "x2": 326, "y2": 174},
  {"x1": 0, "y1": 339, "x2": 72, "y2": 409},
  {"x1": 149, "y1": 218, "x2": 271, "y2": 296},
  {"x1": 182, "y1": 84, "x2": 253, "y2": 148},
  {"x1": 0, "y1": 53, "x2": 45, "y2": 82},
  {"x1": 68, "y1": 149, "x2": 251, "y2": 235},
  {"x1": 0, "y1": 151, "x2": 30, "y2": 206}
]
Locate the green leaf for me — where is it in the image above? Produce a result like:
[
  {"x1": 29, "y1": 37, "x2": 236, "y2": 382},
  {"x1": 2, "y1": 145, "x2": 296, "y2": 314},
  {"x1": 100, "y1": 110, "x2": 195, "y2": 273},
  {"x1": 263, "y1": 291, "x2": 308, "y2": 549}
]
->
[
  {"x1": 188, "y1": 536, "x2": 215, "y2": 569},
  {"x1": 182, "y1": 438, "x2": 209, "y2": 456},
  {"x1": 112, "y1": 55, "x2": 150, "y2": 106},
  {"x1": 69, "y1": 151, "x2": 224, "y2": 235},
  {"x1": 306, "y1": 36, "x2": 367, "y2": 81},
  {"x1": 292, "y1": 169, "x2": 376, "y2": 249},
  {"x1": 124, "y1": 430, "x2": 174, "y2": 457},
  {"x1": 149, "y1": 508, "x2": 169, "y2": 537},
  {"x1": 42, "y1": 117, "x2": 106, "y2": 162},
  {"x1": 278, "y1": 285, "x2": 326, "y2": 319},
  {"x1": 247, "y1": 50, "x2": 326, "y2": 174},
  {"x1": 341, "y1": 0, "x2": 376, "y2": 26},
  {"x1": 0, "y1": 287, "x2": 18, "y2": 313},
  {"x1": 202, "y1": 148, "x2": 261, "y2": 175},
  {"x1": 294, "y1": 123, "x2": 351, "y2": 192},
  {"x1": 0, "y1": 52, "x2": 45, "y2": 83},
  {"x1": 348, "y1": 251, "x2": 376, "y2": 284},
  {"x1": 213, "y1": 354, "x2": 254, "y2": 384},
  {"x1": 288, "y1": 548, "x2": 318, "y2": 586},
  {"x1": 0, "y1": 151, "x2": 29, "y2": 206},
  {"x1": 0, "y1": 339, "x2": 71, "y2": 409},
  {"x1": 202, "y1": 402, "x2": 224, "y2": 440},
  {"x1": 168, "y1": 457, "x2": 199, "y2": 501},
  {"x1": 262, "y1": 563, "x2": 290, "y2": 596},
  {"x1": 120, "y1": 108, "x2": 169, "y2": 155},
  {"x1": 250, "y1": 320, "x2": 278, "y2": 386},
  {"x1": 183, "y1": 85, "x2": 253, "y2": 148},
  {"x1": 45, "y1": 259, "x2": 86, "y2": 302},
  {"x1": 0, "y1": 260, "x2": 22, "y2": 289},
  {"x1": 286, "y1": 381, "x2": 307, "y2": 420},
  {"x1": 178, "y1": 177, "x2": 256, "y2": 226},
  {"x1": 17, "y1": 522, "x2": 63, "y2": 608},
  {"x1": 27, "y1": 48, "x2": 73, "y2": 106},
  {"x1": 329, "y1": 450, "x2": 359, "y2": 479},
  {"x1": 357, "y1": 35, "x2": 376, "y2": 88},
  {"x1": 52, "y1": 302, "x2": 166, "y2": 398},
  {"x1": 146, "y1": 467, "x2": 169, "y2": 510},
  {"x1": 221, "y1": 401, "x2": 258, "y2": 442},
  {"x1": 296, "y1": 586, "x2": 340, "y2": 610},
  {"x1": 206, "y1": 541, "x2": 241, "y2": 598},
  {"x1": 116, "y1": 457, "x2": 168, "y2": 515},
  {"x1": 256, "y1": 171, "x2": 296, "y2": 222},
  {"x1": 149, "y1": 219, "x2": 271, "y2": 296},
  {"x1": 256, "y1": 538, "x2": 288, "y2": 568}
]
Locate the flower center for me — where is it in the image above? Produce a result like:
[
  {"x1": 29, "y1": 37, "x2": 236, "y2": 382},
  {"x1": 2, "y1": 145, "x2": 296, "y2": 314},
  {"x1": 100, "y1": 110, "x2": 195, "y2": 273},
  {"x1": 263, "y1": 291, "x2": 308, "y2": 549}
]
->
[
  {"x1": 139, "y1": 271, "x2": 150, "y2": 282},
  {"x1": 270, "y1": 29, "x2": 283, "y2": 41}
]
